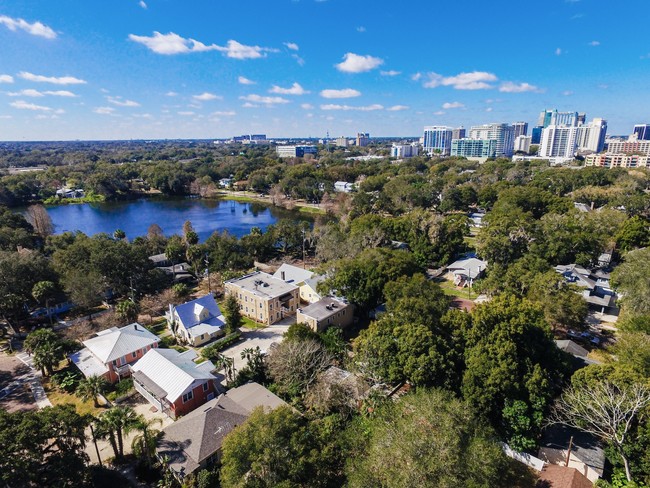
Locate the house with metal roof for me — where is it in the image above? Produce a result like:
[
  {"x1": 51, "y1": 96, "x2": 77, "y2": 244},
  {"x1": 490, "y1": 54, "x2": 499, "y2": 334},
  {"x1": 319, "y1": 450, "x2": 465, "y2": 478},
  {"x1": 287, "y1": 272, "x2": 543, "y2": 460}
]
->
[
  {"x1": 224, "y1": 271, "x2": 299, "y2": 325},
  {"x1": 446, "y1": 256, "x2": 487, "y2": 286},
  {"x1": 166, "y1": 294, "x2": 226, "y2": 347},
  {"x1": 131, "y1": 348, "x2": 219, "y2": 418},
  {"x1": 69, "y1": 323, "x2": 160, "y2": 383},
  {"x1": 296, "y1": 297, "x2": 353, "y2": 333},
  {"x1": 156, "y1": 382, "x2": 288, "y2": 480}
]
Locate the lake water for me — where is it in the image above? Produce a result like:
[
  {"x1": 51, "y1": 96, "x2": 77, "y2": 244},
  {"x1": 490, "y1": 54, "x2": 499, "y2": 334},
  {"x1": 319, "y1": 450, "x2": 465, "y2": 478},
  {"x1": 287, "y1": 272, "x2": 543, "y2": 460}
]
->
[{"x1": 42, "y1": 198, "x2": 310, "y2": 241}]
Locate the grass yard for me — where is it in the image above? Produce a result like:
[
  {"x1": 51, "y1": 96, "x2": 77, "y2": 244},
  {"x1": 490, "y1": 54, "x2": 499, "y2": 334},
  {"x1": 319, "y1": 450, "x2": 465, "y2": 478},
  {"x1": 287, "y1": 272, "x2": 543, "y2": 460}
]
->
[
  {"x1": 241, "y1": 316, "x2": 266, "y2": 330},
  {"x1": 436, "y1": 278, "x2": 480, "y2": 301},
  {"x1": 43, "y1": 378, "x2": 105, "y2": 416}
]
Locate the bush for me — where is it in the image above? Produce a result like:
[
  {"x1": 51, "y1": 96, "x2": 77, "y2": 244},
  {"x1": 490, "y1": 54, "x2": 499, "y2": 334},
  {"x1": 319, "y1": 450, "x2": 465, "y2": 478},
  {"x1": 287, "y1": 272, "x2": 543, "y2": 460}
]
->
[
  {"x1": 202, "y1": 332, "x2": 242, "y2": 359},
  {"x1": 106, "y1": 378, "x2": 134, "y2": 402},
  {"x1": 51, "y1": 370, "x2": 81, "y2": 393}
]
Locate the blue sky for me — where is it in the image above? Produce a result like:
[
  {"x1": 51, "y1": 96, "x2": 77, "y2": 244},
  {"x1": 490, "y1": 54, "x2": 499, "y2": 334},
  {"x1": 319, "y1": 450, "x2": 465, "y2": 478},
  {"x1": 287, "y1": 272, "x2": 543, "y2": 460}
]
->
[{"x1": 0, "y1": 0, "x2": 648, "y2": 140}]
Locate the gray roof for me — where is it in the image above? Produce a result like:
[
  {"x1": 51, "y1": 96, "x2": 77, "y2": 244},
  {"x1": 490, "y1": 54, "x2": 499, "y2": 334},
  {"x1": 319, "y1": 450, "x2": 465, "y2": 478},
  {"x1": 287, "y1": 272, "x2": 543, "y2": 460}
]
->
[
  {"x1": 541, "y1": 424, "x2": 606, "y2": 473},
  {"x1": 273, "y1": 263, "x2": 314, "y2": 285},
  {"x1": 131, "y1": 349, "x2": 216, "y2": 403},
  {"x1": 446, "y1": 257, "x2": 487, "y2": 277},
  {"x1": 82, "y1": 323, "x2": 160, "y2": 364},
  {"x1": 173, "y1": 295, "x2": 225, "y2": 337},
  {"x1": 225, "y1": 271, "x2": 298, "y2": 299},
  {"x1": 298, "y1": 297, "x2": 349, "y2": 321},
  {"x1": 69, "y1": 347, "x2": 109, "y2": 378},
  {"x1": 157, "y1": 382, "x2": 288, "y2": 477},
  {"x1": 555, "y1": 340, "x2": 589, "y2": 358}
]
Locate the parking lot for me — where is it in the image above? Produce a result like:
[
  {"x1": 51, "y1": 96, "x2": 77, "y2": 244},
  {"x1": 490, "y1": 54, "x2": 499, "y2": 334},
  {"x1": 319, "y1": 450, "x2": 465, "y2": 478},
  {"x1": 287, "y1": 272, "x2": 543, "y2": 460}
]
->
[{"x1": 0, "y1": 352, "x2": 38, "y2": 412}]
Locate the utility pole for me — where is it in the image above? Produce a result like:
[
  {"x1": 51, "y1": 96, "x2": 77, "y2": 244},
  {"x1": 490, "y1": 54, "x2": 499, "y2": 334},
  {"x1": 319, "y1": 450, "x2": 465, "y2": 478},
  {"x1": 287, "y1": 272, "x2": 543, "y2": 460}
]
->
[
  {"x1": 302, "y1": 227, "x2": 306, "y2": 269},
  {"x1": 129, "y1": 276, "x2": 135, "y2": 303},
  {"x1": 89, "y1": 423, "x2": 103, "y2": 468},
  {"x1": 564, "y1": 436, "x2": 574, "y2": 467},
  {"x1": 205, "y1": 253, "x2": 211, "y2": 294}
]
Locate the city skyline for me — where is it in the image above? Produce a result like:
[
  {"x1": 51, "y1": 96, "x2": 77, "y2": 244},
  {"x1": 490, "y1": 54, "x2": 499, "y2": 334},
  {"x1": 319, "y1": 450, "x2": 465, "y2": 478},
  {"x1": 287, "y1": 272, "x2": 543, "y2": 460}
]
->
[{"x1": 0, "y1": 0, "x2": 648, "y2": 141}]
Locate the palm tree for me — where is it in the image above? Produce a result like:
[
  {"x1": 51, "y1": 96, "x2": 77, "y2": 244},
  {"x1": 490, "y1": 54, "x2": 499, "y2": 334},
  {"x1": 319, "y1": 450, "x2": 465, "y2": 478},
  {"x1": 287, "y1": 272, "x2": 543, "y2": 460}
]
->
[
  {"x1": 97, "y1": 406, "x2": 141, "y2": 459},
  {"x1": 131, "y1": 417, "x2": 163, "y2": 468},
  {"x1": 76, "y1": 375, "x2": 108, "y2": 407},
  {"x1": 24, "y1": 328, "x2": 65, "y2": 376},
  {"x1": 214, "y1": 354, "x2": 236, "y2": 385}
]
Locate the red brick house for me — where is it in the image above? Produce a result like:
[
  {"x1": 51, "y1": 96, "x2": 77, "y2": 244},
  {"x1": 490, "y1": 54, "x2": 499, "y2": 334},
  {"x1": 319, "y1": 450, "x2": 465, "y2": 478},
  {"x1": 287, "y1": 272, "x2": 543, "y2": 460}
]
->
[
  {"x1": 131, "y1": 348, "x2": 220, "y2": 418},
  {"x1": 70, "y1": 323, "x2": 160, "y2": 383}
]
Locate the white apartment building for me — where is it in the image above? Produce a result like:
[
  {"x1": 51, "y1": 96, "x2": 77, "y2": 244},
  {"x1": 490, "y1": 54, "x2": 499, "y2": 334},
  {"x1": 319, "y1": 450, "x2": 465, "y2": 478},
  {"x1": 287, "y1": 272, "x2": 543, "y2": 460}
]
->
[
  {"x1": 468, "y1": 123, "x2": 515, "y2": 157},
  {"x1": 539, "y1": 125, "x2": 580, "y2": 163},
  {"x1": 391, "y1": 143, "x2": 420, "y2": 158},
  {"x1": 576, "y1": 118, "x2": 607, "y2": 153},
  {"x1": 514, "y1": 135, "x2": 532, "y2": 154},
  {"x1": 423, "y1": 126, "x2": 453, "y2": 156}
]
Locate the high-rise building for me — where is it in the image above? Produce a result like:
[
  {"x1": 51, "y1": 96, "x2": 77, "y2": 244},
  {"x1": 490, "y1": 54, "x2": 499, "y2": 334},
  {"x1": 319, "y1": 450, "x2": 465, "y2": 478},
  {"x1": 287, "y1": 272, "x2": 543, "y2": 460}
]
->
[
  {"x1": 452, "y1": 127, "x2": 466, "y2": 140},
  {"x1": 468, "y1": 123, "x2": 515, "y2": 157},
  {"x1": 537, "y1": 110, "x2": 582, "y2": 128},
  {"x1": 514, "y1": 135, "x2": 532, "y2": 154},
  {"x1": 335, "y1": 136, "x2": 349, "y2": 147},
  {"x1": 633, "y1": 124, "x2": 650, "y2": 141},
  {"x1": 539, "y1": 125, "x2": 580, "y2": 163},
  {"x1": 423, "y1": 126, "x2": 453, "y2": 156},
  {"x1": 276, "y1": 145, "x2": 318, "y2": 158},
  {"x1": 607, "y1": 137, "x2": 650, "y2": 156},
  {"x1": 391, "y1": 144, "x2": 420, "y2": 158},
  {"x1": 356, "y1": 133, "x2": 370, "y2": 147},
  {"x1": 576, "y1": 118, "x2": 607, "y2": 153},
  {"x1": 531, "y1": 126, "x2": 543, "y2": 144},
  {"x1": 512, "y1": 122, "x2": 528, "y2": 138},
  {"x1": 451, "y1": 138, "x2": 497, "y2": 158}
]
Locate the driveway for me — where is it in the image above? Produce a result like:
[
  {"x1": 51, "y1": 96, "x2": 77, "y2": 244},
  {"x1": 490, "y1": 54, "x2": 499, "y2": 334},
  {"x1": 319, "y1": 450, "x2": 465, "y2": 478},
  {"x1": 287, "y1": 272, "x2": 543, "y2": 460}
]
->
[{"x1": 220, "y1": 319, "x2": 294, "y2": 374}]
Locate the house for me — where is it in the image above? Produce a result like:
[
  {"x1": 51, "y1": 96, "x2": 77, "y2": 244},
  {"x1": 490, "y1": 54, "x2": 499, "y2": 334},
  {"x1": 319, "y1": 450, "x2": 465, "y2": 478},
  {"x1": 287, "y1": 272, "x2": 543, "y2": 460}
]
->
[
  {"x1": 554, "y1": 264, "x2": 616, "y2": 313},
  {"x1": 468, "y1": 212, "x2": 486, "y2": 228},
  {"x1": 334, "y1": 181, "x2": 355, "y2": 193},
  {"x1": 296, "y1": 297, "x2": 353, "y2": 333},
  {"x1": 536, "y1": 464, "x2": 593, "y2": 488},
  {"x1": 131, "y1": 348, "x2": 219, "y2": 418},
  {"x1": 446, "y1": 256, "x2": 487, "y2": 286},
  {"x1": 166, "y1": 295, "x2": 226, "y2": 347},
  {"x1": 149, "y1": 253, "x2": 194, "y2": 282},
  {"x1": 224, "y1": 271, "x2": 299, "y2": 325},
  {"x1": 56, "y1": 188, "x2": 85, "y2": 199},
  {"x1": 156, "y1": 382, "x2": 287, "y2": 480},
  {"x1": 218, "y1": 178, "x2": 233, "y2": 188},
  {"x1": 69, "y1": 323, "x2": 160, "y2": 383},
  {"x1": 555, "y1": 340, "x2": 589, "y2": 358},
  {"x1": 539, "y1": 425, "x2": 606, "y2": 484},
  {"x1": 273, "y1": 263, "x2": 325, "y2": 304}
]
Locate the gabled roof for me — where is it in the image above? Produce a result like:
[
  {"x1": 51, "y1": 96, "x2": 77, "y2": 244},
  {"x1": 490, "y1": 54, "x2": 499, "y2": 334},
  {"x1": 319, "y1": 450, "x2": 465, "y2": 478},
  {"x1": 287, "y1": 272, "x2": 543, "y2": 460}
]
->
[
  {"x1": 173, "y1": 294, "x2": 225, "y2": 331},
  {"x1": 541, "y1": 425, "x2": 606, "y2": 474},
  {"x1": 447, "y1": 257, "x2": 487, "y2": 277},
  {"x1": 273, "y1": 263, "x2": 314, "y2": 285},
  {"x1": 555, "y1": 340, "x2": 589, "y2": 358},
  {"x1": 83, "y1": 323, "x2": 160, "y2": 364},
  {"x1": 131, "y1": 348, "x2": 216, "y2": 403},
  {"x1": 157, "y1": 382, "x2": 287, "y2": 477}
]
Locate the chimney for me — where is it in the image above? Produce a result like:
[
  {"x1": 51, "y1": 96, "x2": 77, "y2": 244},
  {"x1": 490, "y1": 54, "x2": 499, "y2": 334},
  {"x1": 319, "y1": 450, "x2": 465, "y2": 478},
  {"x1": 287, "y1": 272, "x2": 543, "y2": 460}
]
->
[
  {"x1": 281, "y1": 271, "x2": 286, "y2": 281},
  {"x1": 590, "y1": 201, "x2": 595, "y2": 210}
]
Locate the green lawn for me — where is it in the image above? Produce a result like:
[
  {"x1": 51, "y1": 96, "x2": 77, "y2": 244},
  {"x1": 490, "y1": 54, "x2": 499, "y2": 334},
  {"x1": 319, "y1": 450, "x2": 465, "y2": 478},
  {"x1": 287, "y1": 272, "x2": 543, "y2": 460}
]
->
[
  {"x1": 436, "y1": 279, "x2": 480, "y2": 300},
  {"x1": 298, "y1": 206, "x2": 326, "y2": 215},
  {"x1": 43, "y1": 379, "x2": 105, "y2": 416},
  {"x1": 241, "y1": 316, "x2": 266, "y2": 330}
]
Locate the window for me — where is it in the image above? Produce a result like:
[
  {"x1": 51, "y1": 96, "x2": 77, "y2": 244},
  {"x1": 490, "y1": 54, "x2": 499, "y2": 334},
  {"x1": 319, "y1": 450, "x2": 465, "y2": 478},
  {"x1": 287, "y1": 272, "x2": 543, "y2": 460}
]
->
[
  {"x1": 260, "y1": 313, "x2": 263, "y2": 319},
  {"x1": 270, "y1": 303, "x2": 273, "y2": 310},
  {"x1": 202, "y1": 382, "x2": 209, "y2": 392},
  {"x1": 259, "y1": 303, "x2": 262, "y2": 309},
  {"x1": 245, "y1": 296, "x2": 248, "y2": 302},
  {"x1": 182, "y1": 391, "x2": 193, "y2": 403},
  {"x1": 132, "y1": 352, "x2": 138, "y2": 359}
]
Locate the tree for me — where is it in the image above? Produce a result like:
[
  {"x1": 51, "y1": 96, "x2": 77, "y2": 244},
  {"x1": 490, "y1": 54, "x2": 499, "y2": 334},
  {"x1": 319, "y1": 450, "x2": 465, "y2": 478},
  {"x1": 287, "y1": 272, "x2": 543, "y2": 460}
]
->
[
  {"x1": 220, "y1": 406, "x2": 321, "y2": 488},
  {"x1": 24, "y1": 328, "x2": 67, "y2": 376},
  {"x1": 116, "y1": 299, "x2": 139, "y2": 324},
  {"x1": 345, "y1": 389, "x2": 519, "y2": 488},
  {"x1": 223, "y1": 295, "x2": 242, "y2": 334},
  {"x1": 96, "y1": 406, "x2": 141, "y2": 460},
  {"x1": 131, "y1": 417, "x2": 162, "y2": 470},
  {"x1": 549, "y1": 381, "x2": 650, "y2": 482},
  {"x1": 612, "y1": 248, "x2": 650, "y2": 316},
  {"x1": 113, "y1": 229, "x2": 126, "y2": 240},
  {"x1": 616, "y1": 216, "x2": 650, "y2": 252},
  {"x1": 32, "y1": 280, "x2": 58, "y2": 325},
  {"x1": 26, "y1": 204, "x2": 54, "y2": 238},
  {"x1": 76, "y1": 375, "x2": 108, "y2": 408},
  {"x1": 0, "y1": 404, "x2": 90, "y2": 487},
  {"x1": 266, "y1": 338, "x2": 332, "y2": 398}
]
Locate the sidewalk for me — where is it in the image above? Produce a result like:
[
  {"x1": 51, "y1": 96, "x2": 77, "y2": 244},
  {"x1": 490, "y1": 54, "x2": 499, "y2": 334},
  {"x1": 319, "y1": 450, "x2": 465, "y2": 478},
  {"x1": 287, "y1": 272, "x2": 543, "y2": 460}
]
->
[{"x1": 15, "y1": 351, "x2": 53, "y2": 408}]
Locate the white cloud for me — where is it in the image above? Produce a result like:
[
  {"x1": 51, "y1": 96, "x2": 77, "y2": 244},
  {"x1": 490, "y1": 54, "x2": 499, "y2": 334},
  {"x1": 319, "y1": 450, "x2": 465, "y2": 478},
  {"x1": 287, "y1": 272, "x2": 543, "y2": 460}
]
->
[
  {"x1": 498, "y1": 81, "x2": 543, "y2": 93},
  {"x1": 356, "y1": 26, "x2": 366, "y2": 33},
  {"x1": 335, "y1": 52, "x2": 383, "y2": 73},
  {"x1": 588, "y1": 40, "x2": 600, "y2": 46},
  {"x1": 301, "y1": 103, "x2": 314, "y2": 109},
  {"x1": 94, "y1": 106, "x2": 115, "y2": 115},
  {"x1": 269, "y1": 82, "x2": 309, "y2": 95},
  {"x1": 320, "y1": 104, "x2": 383, "y2": 111},
  {"x1": 387, "y1": 105, "x2": 409, "y2": 111},
  {"x1": 433, "y1": 110, "x2": 446, "y2": 115},
  {"x1": 284, "y1": 42, "x2": 299, "y2": 51},
  {"x1": 380, "y1": 70, "x2": 401, "y2": 76},
  {"x1": 238, "y1": 76, "x2": 256, "y2": 85},
  {"x1": 0, "y1": 115, "x2": 11, "y2": 119},
  {"x1": 178, "y1": 111, "x2": 195, "y2": 116},
  {"x1": 292, "y1": 54, "x2": 305, "y2": 66},
  {"x1": 0, "y1": 15, "x2": 56, "y2": 39},
  {"x1": 8, "y1": 89, "x2": 76, "y2": 97},
  {"x1": 319, "y1": 88, "x2": 361, "y2": 99},
  {"x1": 212, "y1": 111, "x2": 236, "y2": 116},
  {"x1": 442, "y1": 102, "x2": 465, "y2": 109},
  {"x1": 128, "y1": 32, "x2": 276, "y2": 59},
  {"x1": 165, "y1": 91, "x2": 178, "y2": 97},
  {"x1": 107, "y1": 96, "x2": 141, "y2": 107},
  {"x1": 10, "y1": 100, "x2": 54, "y2": 111},
  {"x1": 0, "y1": 74, "x2": 13, "y2": 83},
  {"x1": 192, "y1": 92, "x2": 222, "y2": 101},
  {"x1": 18, "y1": 71, "x2": 86, "y2": 85},
  {"x1": 562, "y1": 90, "x2": 574, "y2": 96},
  {"x1": 422, "y1": 71, "x2": 497, "y2": 90},
  {"x1": 411, "y1": 72, "x2": 422, "y2": 81},
  {"x1": 139, "y1": 1, "x2": 147, "y2": 8},
  {"x1": 485, "y1": 107, "x2": 493, "y2": 112},
  {"x1": 242, "y1": 102, "x2": 258, "y2": 108},
  {"x1": 239, "y1": 94, "x2": 289, "y2": 105},
  {"x1": 555, "y1": 48, "x2": 562, "y2": 56}
]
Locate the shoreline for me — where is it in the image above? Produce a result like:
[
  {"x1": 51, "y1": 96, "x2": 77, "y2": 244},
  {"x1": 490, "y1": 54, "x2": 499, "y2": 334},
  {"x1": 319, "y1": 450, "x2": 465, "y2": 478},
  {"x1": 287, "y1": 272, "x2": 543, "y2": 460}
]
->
[{"x1": 215, "y1": 190, "x2": 327, "y2": 215}]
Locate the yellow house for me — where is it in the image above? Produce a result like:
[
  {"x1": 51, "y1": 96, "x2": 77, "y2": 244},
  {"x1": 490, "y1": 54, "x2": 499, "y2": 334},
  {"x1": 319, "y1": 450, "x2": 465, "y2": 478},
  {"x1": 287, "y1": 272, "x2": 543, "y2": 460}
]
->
[
  {"x1": 296, "y1": 297, "x2": 353, "y2": 333},
  {"x1": 273, "y1": 263, "x2": 324, "y2": 304}
]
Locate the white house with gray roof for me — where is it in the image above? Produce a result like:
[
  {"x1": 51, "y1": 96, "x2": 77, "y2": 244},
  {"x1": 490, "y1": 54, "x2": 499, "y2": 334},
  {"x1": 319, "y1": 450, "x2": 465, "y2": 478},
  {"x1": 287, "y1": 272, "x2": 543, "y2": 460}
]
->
[
  {"x1": 273, "y1": 263, "x2": 325, "y2": 303},
  {"x1": 166, "y1": 294, "x2": 226, "y2": 347},
  {"x1": 70, "y1": 323, "x2": 160, "y2": 383}
]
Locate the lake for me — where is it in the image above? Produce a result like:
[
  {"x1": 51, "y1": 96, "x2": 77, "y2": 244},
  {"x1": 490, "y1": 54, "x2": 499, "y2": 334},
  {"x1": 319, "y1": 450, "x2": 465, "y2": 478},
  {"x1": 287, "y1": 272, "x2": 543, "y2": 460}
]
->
[{"x1": 42, "y1": 198, "x2": 312, "y2": 241}]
